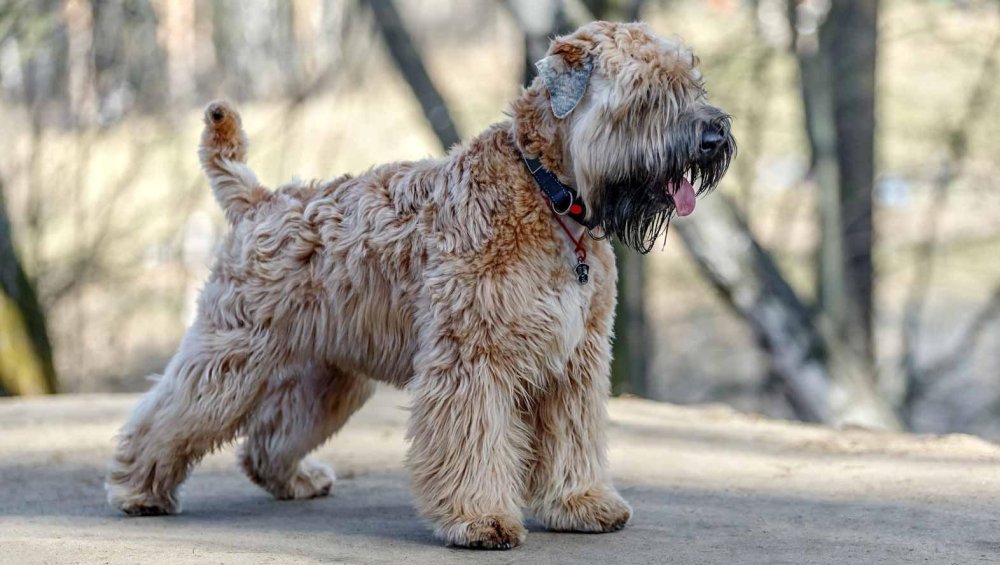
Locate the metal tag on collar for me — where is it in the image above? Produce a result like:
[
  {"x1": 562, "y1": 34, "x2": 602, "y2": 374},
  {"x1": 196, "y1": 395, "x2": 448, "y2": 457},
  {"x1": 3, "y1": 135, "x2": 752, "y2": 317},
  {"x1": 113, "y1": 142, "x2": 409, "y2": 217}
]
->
[{"x1": 575, "y1": 257, "x2": 590, "y2": 285}]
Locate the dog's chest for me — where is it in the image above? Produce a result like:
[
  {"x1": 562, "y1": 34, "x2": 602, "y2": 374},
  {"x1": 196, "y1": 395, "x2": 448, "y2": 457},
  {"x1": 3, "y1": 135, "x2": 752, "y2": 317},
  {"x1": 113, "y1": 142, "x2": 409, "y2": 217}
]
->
[{"x1": 545, "y1": 237, "x2": 615, "y2": 363}]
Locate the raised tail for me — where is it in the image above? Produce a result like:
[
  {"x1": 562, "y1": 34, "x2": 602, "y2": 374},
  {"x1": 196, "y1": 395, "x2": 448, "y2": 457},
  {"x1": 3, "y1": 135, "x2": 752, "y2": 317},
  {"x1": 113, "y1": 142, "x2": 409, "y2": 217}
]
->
[{"x1": 198, "y1": 100, "x2": 270, "y2": 224}]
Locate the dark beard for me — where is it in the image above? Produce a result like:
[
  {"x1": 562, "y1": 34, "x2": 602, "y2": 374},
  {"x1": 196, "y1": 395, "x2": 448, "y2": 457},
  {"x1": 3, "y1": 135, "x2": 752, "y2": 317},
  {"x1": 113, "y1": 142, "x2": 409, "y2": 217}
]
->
[
  {"x1": 590, "y1": 170, "x2": 675, "y2": 254},
  {"x1": 590, "y1": 137, "x2": 736, "y2": 254}
]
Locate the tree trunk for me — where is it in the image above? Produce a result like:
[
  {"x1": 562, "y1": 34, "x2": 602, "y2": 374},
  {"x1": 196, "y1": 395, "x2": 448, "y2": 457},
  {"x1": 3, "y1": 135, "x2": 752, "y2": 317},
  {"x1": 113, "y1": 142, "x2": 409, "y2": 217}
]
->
[
  {"x1": 364, "y1": 0, "x2": 462, "y2": 151},
  {"x1": 611, "y1": 241, "x2": 649, "y2": 396},
  {"x1": 797, "y1": 0, "x2": 878, "y2": 361},
  {"x1": 0, "y1": 183, "x2": 57, "y2": 395},
  {"x1": 151, "y1": 0, "x2": 198, "y2": 109},
  {"x1": 506, "y1": 0, "x2": 571, "y2": 85},
  {"x1": 91, "y1": 0, "x2": 168, "y2": 119},
  {"x1": 210, "y1": 0, "x2": 250, "y2": 100},
  {"x1": 828, "y1": 0, "x2": 878, "y2": 361},
  {"x1": 676, "y1": 196, "x2": 899, "y2": 429},
  {"x1": 17, "y1": 0, "x2": 70, "y2": 125}
]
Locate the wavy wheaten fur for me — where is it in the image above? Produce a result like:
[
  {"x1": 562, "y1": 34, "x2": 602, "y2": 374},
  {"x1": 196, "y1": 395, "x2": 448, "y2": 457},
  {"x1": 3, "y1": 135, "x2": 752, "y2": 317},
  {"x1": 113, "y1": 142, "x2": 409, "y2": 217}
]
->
[{"x1": 106, "y1": 21, "x2": 734, "y2": 549}]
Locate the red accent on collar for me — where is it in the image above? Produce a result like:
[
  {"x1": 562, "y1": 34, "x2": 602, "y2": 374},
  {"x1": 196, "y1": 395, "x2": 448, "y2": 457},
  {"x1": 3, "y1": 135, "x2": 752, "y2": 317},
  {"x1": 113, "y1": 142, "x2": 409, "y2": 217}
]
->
[
  {"x1": 550, "y1": 207, "x2": 588, "y2": 266},
  {"x1": 522, "y1": 155, "x2": 597, "y2": 229}
]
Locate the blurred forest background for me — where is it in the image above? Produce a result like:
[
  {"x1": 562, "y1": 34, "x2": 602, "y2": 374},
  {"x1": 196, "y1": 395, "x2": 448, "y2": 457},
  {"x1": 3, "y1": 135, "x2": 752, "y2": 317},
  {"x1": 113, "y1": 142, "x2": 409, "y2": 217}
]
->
[{"x1": 1, "y1": 0, "x2": 999, "y2": 439}]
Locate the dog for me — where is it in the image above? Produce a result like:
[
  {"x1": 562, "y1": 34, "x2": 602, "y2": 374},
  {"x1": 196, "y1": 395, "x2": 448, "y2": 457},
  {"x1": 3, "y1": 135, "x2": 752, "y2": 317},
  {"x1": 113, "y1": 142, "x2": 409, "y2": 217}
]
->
[{"x1": 106, "y1": 21, "x2": 734, "y2": 549}]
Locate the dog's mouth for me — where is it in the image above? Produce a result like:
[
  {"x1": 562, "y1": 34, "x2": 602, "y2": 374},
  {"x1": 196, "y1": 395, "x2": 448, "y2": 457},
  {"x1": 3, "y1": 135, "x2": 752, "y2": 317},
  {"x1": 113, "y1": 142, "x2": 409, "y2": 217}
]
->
[
  {"x1": 590, "y1": 131, "x2": 735, "y2": 253},
  {"x1": 666, "y1": 127, "x2": 737, "y2": 218},
  {"x1": 667, "y1": 177, "x2": 697, "y2": 217}
]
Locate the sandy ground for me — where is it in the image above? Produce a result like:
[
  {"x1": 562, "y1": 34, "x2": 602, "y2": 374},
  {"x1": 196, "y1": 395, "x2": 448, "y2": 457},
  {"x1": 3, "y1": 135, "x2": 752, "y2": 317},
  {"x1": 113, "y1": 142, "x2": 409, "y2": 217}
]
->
[{"x1": 1, "y1": 387, "x2": 999, "y2": 564}]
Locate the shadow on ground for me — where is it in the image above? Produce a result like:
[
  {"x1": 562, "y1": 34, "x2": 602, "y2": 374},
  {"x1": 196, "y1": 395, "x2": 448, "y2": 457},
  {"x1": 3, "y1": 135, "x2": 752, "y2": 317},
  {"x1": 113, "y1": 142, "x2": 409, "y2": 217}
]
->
[
  {"x1": 2, "y1": 391, "x2": 999, "y2": 564},
  {"x1": 1, "y1": 458, "x2": 997, "y2": 564}
]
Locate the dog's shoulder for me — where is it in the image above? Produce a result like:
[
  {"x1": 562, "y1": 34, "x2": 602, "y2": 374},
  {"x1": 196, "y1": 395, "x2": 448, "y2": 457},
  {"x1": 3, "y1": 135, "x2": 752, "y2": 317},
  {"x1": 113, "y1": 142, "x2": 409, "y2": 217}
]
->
[{"x1": 426, "y1": 123, "x2": 558, "y2": 259}]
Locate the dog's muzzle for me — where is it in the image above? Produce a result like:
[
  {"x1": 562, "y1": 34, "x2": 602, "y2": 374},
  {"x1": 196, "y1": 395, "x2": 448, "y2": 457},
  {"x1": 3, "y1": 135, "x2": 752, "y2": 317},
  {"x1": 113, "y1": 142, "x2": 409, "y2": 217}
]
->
[{"x1": 699, "y1": 122, "x2": 727, "y2": 158}]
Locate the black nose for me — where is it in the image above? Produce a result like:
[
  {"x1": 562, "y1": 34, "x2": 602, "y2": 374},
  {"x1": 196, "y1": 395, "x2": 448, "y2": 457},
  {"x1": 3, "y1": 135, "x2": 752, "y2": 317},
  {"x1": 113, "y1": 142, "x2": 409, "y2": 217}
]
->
[{"x1": 700, "y1": 124, "x2": 725, "y2": 156}]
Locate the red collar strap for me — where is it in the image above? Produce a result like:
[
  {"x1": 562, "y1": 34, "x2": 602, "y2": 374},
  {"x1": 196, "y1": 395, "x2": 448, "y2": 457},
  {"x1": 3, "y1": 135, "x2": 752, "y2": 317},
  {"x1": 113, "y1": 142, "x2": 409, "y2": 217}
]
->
[
  {"x1": 522, "y1": 154, "x2": 592, "y2": 285},
  {"x1": 551, "y1": 212, "x2": 590, "y2": 284}
]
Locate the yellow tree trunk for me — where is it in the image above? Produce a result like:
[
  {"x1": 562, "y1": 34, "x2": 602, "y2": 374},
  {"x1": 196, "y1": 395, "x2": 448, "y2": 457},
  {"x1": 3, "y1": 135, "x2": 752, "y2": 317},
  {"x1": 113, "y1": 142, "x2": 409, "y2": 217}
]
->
[
  {"x1": 0, "y1": 293, "x2": 52, "y2": 395},
  {"x1": 0, "y1": 180, "x2": 57, "y2": 395}
]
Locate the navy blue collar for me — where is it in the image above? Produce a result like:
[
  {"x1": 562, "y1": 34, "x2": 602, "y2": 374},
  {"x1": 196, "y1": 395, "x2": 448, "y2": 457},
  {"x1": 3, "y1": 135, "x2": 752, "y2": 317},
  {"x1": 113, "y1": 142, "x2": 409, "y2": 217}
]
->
[{"x1": 521, "y1": 155, "x2": 597, "y2": 229}]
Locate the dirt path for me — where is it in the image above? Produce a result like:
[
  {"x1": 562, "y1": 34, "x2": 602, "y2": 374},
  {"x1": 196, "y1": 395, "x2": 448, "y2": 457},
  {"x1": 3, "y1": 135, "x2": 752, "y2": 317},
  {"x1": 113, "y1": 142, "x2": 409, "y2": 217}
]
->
[{"x1": 2, "y1": 387, "x2": 998, "y2": 564}]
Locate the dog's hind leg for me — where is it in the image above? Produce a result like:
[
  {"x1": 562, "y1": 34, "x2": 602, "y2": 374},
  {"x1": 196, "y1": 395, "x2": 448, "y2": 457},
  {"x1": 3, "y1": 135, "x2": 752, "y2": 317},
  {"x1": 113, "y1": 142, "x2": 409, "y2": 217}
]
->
[
  {"x1": 238, "y1": 365, "x2": 375, "y2": 500},
  {"x1": 106, "y1": 322, "x2": 283, "y2": 516}
]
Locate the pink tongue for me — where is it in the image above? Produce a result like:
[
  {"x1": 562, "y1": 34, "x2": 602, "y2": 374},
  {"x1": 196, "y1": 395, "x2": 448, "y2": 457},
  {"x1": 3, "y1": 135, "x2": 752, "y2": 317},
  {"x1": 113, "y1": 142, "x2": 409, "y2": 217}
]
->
[{"x1": 668, "y1": 178, "x2": 697, "y2": 217}]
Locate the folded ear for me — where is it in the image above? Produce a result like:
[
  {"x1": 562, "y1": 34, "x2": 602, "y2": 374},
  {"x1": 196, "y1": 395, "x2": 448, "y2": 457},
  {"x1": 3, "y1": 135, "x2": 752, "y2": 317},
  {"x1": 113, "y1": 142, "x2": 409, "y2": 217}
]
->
[{"x1": 535, "y1": 42, "x2": 594, "y2": 119}]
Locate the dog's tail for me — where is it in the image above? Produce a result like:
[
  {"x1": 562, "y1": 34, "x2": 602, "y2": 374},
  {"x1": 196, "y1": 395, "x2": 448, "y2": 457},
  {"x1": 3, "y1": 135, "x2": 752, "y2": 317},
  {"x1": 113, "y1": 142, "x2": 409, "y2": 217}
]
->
[{"x1": 198, "y1": 100, "x2": 270, "y2": 224}]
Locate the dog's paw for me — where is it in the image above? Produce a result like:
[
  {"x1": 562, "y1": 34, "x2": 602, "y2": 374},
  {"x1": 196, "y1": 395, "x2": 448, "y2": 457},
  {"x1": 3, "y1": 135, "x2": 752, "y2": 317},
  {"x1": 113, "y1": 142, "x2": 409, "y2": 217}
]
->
[
  {"x1": 535, "y1": 487, "x2": 632, "y2": 533},
  {"x1": 438, "y1": 514, "x2": 527, "y2": 550},
  {"x1": 106, "y1": 479, "x2": 179, "y2": 517},
  {"x1": 276, "y1": 459, "x2": 336, "y2": 500}
]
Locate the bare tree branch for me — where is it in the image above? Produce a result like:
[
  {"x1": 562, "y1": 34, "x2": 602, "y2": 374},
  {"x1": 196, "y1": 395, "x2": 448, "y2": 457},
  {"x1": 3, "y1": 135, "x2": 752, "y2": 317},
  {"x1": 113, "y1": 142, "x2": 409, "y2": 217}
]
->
[
  {"x1": 677, "y1": 195, "x2": 900, "y2": 428},
  {"x1": 39, "y1": 131, "x2": 159, "y2": 306},
  {"x1": 923, "y1": 286, "x2": 1000, "y2": 380},
  {"x1": 363, "y1": 0, "x2": 462, "y2": 150}
]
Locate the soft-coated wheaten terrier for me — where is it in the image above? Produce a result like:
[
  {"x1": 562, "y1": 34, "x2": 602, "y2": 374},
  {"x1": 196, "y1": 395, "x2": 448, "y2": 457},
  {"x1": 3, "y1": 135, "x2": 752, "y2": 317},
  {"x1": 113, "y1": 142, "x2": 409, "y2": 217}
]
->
[{"x1": 106, "y1": 21, "x2": 734, "y2": 549}]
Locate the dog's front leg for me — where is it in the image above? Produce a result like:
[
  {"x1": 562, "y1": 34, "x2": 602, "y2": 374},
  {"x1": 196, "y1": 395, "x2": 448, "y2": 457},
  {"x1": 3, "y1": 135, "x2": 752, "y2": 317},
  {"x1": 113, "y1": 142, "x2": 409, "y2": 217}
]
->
[
  {"x1": 406, "y1": 328, "x2": 531, "y2": 549},
  {"x1": 526, "y1": 307, "x2": 632, "y2": 533}
]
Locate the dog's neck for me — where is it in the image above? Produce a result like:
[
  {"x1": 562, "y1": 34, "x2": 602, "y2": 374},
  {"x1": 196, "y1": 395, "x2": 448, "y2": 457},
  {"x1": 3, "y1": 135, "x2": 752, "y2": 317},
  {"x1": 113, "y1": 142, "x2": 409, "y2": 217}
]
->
[
  {"x1": 520, "y1": 153, "x2": 596, "y2": 229},
  {"x1": 510, "y1": 83, "x2": 578, "y2": 191}
]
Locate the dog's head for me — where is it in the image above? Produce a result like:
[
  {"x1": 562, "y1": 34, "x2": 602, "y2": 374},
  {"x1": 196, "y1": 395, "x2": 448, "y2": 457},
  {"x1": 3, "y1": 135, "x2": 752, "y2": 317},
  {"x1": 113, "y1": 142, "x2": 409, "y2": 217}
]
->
[{"x1": 513, "y1": 21, "x2": 735, "y2": 252}]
